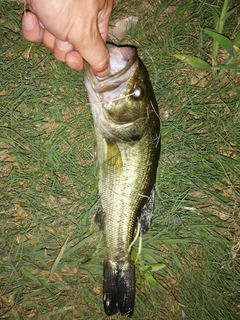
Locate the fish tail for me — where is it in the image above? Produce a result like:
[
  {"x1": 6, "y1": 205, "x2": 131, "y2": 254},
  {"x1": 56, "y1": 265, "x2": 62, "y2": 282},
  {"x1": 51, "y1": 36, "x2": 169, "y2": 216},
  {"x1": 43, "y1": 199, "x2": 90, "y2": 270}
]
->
[
  {"x1": 103, "y1": 259, "x2": 118, "y2": 316},
  {"x1": 118, "y1": 261, "x2": 135, "y2": 317},
  {"x1": 103, "y1": 259, "x2": 135, "y2": 317}
]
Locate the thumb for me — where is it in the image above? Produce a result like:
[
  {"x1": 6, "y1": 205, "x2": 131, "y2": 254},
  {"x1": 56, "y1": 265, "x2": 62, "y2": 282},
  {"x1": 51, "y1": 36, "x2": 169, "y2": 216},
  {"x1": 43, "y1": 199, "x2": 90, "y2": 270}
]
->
[
  {"x1": 79, "y1": 35, "x2": 110, "y2": 77},
  {"x1": 69, "y1": 10, "x2": 110, "y2": 78}
]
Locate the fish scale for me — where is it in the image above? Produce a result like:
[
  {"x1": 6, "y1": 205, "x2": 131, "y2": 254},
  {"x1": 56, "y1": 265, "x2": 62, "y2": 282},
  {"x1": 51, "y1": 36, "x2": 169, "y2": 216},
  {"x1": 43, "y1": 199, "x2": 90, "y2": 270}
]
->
[
  {"x1": 84, "y1": 44, "x2": 160, "y2": 318},
  {"x1": 102, "y1": 143, "x2": 151, "y2": 242}
]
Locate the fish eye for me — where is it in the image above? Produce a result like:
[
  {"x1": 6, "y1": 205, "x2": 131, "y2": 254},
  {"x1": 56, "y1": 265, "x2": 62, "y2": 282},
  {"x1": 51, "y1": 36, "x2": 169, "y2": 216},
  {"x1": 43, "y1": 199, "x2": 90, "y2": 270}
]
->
[
  {"x1": 130, "y1": 134, "x2": 141, "y2": 142},
  {"x1": 132, "y1": 87, "x2": 144, "y2": 100}
]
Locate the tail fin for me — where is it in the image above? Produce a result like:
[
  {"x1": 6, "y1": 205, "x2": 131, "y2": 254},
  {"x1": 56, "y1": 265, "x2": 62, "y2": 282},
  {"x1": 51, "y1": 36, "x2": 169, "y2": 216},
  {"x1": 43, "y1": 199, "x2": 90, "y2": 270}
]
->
[
  {"x1": 117, "y1": 261, "x2": 135, "y2": 317},
  {"x1": 103, "y1": 259, "x2": 118, "y2": 316},
  {"x1": 103, "y1": 259, "x2": 135, "y2": 318}
]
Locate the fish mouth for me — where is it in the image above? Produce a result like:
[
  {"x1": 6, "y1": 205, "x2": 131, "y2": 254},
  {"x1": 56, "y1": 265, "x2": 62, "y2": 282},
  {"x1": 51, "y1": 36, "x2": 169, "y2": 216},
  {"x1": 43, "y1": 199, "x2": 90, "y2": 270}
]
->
[{"x1": 84, "y1": 44, "x2": 138, "y2": 101}]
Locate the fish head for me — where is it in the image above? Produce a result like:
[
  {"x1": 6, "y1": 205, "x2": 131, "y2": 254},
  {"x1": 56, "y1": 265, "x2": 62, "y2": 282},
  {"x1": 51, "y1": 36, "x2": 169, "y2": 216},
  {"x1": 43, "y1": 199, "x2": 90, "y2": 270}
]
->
[{"x1": 84, "y1": 44, "x2": 159, "y2": 142}]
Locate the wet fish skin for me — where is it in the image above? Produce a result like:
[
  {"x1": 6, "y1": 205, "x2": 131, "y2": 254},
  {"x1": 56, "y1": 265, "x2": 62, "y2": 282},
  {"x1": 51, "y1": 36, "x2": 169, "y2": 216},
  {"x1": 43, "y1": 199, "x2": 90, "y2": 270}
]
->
[{"x1": 84, "y1": 44, "x2": 160, "y2": 318}]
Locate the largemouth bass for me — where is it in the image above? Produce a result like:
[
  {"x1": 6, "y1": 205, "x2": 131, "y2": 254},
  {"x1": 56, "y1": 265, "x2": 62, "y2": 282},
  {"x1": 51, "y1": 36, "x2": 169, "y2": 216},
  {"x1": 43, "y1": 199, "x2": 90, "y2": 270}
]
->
[{"x1": 84, "y1": 44, "x2": 160, "y2": 318}]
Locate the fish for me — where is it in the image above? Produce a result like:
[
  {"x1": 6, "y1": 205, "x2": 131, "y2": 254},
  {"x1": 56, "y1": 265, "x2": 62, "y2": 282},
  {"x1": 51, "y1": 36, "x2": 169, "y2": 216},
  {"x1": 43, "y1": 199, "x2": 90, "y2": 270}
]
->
[{"x1": 84, "y1": 44, "x2": 160, "y2": 318}]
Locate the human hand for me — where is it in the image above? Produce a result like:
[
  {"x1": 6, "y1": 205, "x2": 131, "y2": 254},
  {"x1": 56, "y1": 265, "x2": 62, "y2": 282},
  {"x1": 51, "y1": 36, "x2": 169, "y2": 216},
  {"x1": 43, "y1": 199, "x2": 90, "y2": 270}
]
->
[{"x1": 18, "y1": 0, "x2": 113, "y2": 77}]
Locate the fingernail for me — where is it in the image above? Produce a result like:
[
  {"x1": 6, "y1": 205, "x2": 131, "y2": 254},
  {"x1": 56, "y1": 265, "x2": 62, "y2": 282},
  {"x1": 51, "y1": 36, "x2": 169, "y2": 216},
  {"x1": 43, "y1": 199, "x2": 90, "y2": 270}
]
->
[
  {"x1": 56, "y1": 39, "x2": 72, "y2": 51},
  {"x1": 66, "y1": 51, "x2": 83, "y2": 71},
  {"x1": 95, "y1": 65, "x2": 110, "y2": 78},
  {"x1": 66, "y1": 57, "x2": 78, "y2": 70},
  {"x1": 39, "y1": 21, "x2": 45, "y2": 29},
  {"x1": 23, "y1": 14, "x2": 35, "y2": 30}
]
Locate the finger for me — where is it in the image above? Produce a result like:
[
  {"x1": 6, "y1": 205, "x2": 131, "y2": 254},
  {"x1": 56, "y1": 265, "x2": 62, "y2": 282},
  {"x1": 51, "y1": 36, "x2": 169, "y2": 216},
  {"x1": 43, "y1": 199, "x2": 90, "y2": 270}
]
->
[
  {"x1": 42, "y1": 29, "x2": 56, "y2": 51},
  {"x1": 90, "y1": 48, "x2": 110, "y2": 78},
  {"x1": 98, "y1": 10, "x2": 112, "y2": 42},
  {"x1": 74, "y1": 4, "x2": 112, "y2": 77},
  {"x1": 21, "y1": 11, "x2": 44, "y2": 43},
  {"x1": 53, "y1": 39, "x2": 74, "y2": 63},
  {"x1": 74, "y1": 33, "x2": 110, "y2": 77},
  {"x1": 66, "y1": 51, "x2": 84, "y2": 71}
]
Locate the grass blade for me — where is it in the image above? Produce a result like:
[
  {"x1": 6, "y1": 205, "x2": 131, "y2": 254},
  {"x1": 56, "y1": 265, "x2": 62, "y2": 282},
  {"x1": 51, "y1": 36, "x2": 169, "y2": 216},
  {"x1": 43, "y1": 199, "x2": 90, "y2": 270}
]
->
[
  {"x1": 48, "y1": 235, "x2": 71, "y2": 282},
  {"x1": 174, "y1": 54, "x2": 212, "y2": 70},
  {"x1": 204, "y1": 28, "x2": 234, "y2": 57},
  {"x1": 233, "y1": 31, "x2": 240, "y2": 48}
]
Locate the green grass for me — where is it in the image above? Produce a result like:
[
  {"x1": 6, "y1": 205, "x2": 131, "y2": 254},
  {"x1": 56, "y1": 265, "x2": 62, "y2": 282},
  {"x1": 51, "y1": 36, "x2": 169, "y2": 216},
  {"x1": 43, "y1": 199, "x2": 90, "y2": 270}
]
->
[{"x1": 1, "y1": 0, "x2": 240, "y2": 319}]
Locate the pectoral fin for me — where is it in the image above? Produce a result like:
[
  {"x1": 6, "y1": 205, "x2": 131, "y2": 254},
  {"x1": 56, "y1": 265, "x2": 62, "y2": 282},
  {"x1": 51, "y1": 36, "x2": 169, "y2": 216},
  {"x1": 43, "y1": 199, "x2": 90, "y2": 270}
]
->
[{"x1": 105, "y1": 139, "x2": 122, "y2": 173}]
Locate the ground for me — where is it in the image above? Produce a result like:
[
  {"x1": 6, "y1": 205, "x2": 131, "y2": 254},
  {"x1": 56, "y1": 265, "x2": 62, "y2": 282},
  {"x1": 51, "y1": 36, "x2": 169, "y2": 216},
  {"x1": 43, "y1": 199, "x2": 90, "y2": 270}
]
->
[{"x1": 0, "y1": 1, "x2": 239, "y2": 319}]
